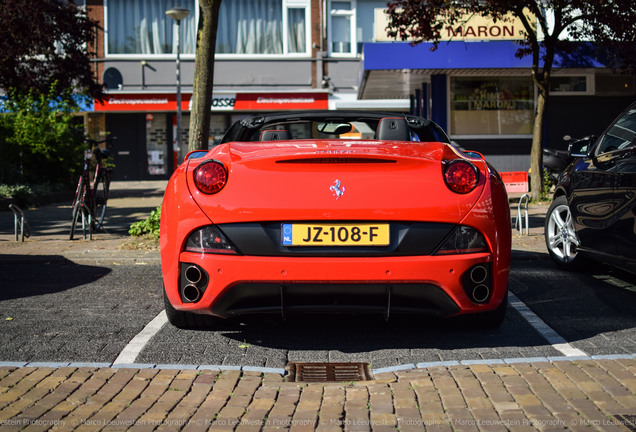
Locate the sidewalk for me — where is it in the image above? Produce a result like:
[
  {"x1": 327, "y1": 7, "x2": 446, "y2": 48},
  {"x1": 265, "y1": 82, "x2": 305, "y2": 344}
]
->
[
  {"x1": 0, "y1": 181, "x2": 166, "y2": 265},
  {"x1": 5, "y1": 188, "x2": 635, "y2": 431},
  {"x1": 0, "y1": 358, "x2": 634, "y2": 431}
]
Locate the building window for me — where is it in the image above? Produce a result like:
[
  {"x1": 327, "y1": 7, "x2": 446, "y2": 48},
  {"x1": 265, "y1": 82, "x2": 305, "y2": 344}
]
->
[
  {"x1": 216, "y1": 0, "x2": 310, "y2": 55},
  {"x1": 550, "y1": 76, "x2": 591, "y2": 95},
  {"x1": 450, "y1": 77, "x2": 534, "y2": 136},
  {"x1": 106, "y1": 0, "x2": 197, "y2": 55},
  {"x1": 328, "y1": 1, "x2": 388, "y2": 56},
  {"x1": 329, "y1": 1, "x2": 356, "y2": 56}
]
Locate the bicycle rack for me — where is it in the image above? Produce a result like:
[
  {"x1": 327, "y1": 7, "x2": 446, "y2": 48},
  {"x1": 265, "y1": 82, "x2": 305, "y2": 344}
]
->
[
  {"x1": 9, "y1": 204, "x2": 30, "y2": 242},
  {"x1": 78, "y1": 203, "x2": 93, "y2": 240},
  {"x1": 514, "y1": 193, "x2": 530, "y2": 235}
]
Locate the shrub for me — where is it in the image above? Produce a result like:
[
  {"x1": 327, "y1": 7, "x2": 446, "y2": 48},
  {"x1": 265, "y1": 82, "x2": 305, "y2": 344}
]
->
[
  {"x1": 0, "y1": 184, "x2": 35, "y2": 208},
  {"x1": 129, "y1": 206, "x2": 161, "y2": 239}
]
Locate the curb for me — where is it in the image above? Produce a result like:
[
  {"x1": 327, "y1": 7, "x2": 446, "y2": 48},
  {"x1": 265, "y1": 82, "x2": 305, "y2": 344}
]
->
[{"x1": 2, "y1": 353, "x2": 634, "y2": 376}]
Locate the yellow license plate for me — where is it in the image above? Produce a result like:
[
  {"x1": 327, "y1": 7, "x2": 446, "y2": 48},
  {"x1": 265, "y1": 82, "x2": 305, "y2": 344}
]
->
[{"x1": 282, "y1": 223, "x2": 390, "y2": 246}]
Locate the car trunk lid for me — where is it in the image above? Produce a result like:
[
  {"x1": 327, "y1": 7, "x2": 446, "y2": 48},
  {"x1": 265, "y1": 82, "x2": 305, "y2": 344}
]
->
[{"x1": 188, "y1": 140, "x2": 487, "y2": 224}]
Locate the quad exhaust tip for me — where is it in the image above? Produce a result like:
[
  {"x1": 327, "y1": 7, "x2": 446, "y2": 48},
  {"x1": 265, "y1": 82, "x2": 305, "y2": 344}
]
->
[
  {"x1": 470, "y1": 265, "x2": 488, "y2": 284},
  {"x1": 182, "y1": 284, "x2": 201, "y2": 302},
  {"x1": 472, "y1": 285, "x2": 490, "y2": 303},
  {"x1": 181, "y1": 264, "x2": 207, "y2": 303},
  {"x1": 185, "y1": 265, "x2": 203, "y2": 284},
  {"x1": 463, "y1": 264, "x2": 491, "y2": 304}
]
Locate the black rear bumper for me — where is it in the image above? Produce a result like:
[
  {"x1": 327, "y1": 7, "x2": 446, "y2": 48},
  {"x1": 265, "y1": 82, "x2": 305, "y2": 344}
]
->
[{"x1": 211, "y1": 282, "x2": 460, "y2": 319}]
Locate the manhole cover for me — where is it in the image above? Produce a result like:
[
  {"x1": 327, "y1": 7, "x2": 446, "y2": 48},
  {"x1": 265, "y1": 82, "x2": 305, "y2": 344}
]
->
[{"x1": 286, "y1": 362, "x2": 374, "y2": 383}]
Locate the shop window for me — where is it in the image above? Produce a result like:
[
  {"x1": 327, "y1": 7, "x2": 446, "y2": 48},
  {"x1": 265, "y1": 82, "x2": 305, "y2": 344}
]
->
[
  {"x1": 146, "y1": 114, "x2": 168, "y2": 176},
  {"x1": 550, "y1": 76, "x2": 591, "y2": 95},
  {"x1": 450, "y1": 77, "x2": 534, "y2": 136},
  {"x1": 216, "y1": 0, "x2": 310, "y2": 55},
  {"x1": 106, "y1": 0, "x2": 197, "y2": 55}
]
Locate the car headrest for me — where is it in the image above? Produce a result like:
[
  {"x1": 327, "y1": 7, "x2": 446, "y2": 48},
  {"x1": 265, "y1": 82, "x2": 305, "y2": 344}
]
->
[
  {"x1": 259, "y1": 130, "x2": 292, "y2": 141},
  {"x1": 376, "y1": 117, "x2": 411, "y2": 141}
]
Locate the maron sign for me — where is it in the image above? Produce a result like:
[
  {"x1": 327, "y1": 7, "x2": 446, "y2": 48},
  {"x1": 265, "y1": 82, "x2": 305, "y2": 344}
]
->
[{"x1": 375, "y1": 9, "x2": 532, "y2": 42}]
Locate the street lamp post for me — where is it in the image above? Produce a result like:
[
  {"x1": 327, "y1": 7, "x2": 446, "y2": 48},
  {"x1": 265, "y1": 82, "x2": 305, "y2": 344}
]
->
[{"x1": 166, "y1": 7, "x2": 190, "y2": 165}]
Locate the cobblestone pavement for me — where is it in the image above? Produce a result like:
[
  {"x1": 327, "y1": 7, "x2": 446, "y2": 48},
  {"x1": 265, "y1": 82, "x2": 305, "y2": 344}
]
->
[
  {"x1": 2, "y1": 186, "x2": 636, "y2": 430},
  {"x1": 0, "y1": 358, "x2": 635, "y2": 431}
]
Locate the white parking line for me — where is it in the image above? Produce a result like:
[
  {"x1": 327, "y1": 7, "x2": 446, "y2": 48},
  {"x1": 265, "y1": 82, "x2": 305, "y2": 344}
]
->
[
  {"x1": 509, "y1": 291, "x2": 587, "y2": 357},
  {"x1": 113, "y1": 311, "x2": 168, "y2": 365}
]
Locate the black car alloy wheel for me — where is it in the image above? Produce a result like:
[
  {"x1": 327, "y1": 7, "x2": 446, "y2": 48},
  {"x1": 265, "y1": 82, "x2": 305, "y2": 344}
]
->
[{"x1": 544, "y1": 195, "x2": 582, "y2": 269}]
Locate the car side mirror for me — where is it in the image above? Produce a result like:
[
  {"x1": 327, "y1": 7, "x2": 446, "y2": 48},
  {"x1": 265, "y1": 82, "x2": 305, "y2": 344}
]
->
[
  {"x1": 462, "y1": 150, "x2": 483, "y2": 159},
  {"x1": 568, "y1": 136, "x2": 594, "y2": 158}
]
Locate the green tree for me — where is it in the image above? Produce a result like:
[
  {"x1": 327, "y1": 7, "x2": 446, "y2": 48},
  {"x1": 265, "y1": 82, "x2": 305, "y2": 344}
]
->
[
  {"x1": 386, "y1": 0, "x2": 636, "y2": 200},
  {"x1": 0, "y1": 0, "x2": 102, "y2": 100},
  {"x1": 0, "y1": 84, "x2": 84, "y2": 185}
]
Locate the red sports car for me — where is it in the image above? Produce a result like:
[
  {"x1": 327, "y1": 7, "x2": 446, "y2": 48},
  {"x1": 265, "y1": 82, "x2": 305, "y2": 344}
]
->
[{"x1": 160, "y1": 111, "x2": 511, "y2": 328}]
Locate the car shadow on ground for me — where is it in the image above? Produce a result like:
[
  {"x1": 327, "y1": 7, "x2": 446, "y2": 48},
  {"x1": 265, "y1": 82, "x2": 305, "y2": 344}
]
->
[
  {"x1": 0, "y1": 256, "x2": 111, "y2": 301},
  {"x1": 510, "y1": 252, "x2": 636, "y2": 348},
  {"x1": 216, "y1": 313, "x2": 531, "y2": 354}
]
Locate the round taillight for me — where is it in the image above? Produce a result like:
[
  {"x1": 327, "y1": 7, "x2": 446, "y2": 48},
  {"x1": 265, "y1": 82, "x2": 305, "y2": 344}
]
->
[
  {"x1": 194, "y1": 161, "x2": 227, "y2": 194},
  {"x1": 444, "y1": 160, "x2": 479, "y2": 194}
]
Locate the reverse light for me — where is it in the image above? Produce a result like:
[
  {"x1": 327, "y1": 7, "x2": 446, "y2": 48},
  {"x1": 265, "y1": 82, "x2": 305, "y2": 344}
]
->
[
  {"x1": 185, "y1": 226, "x2": 238, "y2": 254},
  {"x1": 434, "y1": 226, "x2": 488, "y2": 255},
  {"x1": 194, "y1": 160, "x2": 227, "y2": 194},
  {"x1": 444, "y1": 160, "x2": 479, "y2": 194}
]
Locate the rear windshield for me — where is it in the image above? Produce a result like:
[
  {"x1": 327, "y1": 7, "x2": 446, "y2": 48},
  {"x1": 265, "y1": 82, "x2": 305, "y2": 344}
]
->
[{"x1": 221, "y1": 117, "x2": 451, "y2": 144}]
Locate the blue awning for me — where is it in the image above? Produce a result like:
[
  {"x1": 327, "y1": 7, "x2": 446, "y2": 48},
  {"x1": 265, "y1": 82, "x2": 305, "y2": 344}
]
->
[
  {"x1": 363, "y1": 40, "x2": 612, "y2": 71},
  {"x1": 363, "y1": 41, "x2": 533, "y2": 70}
]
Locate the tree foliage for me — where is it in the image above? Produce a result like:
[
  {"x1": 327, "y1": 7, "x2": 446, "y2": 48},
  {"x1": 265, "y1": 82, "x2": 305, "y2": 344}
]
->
[
  {"x1": 0, "y1": 84, "x2": 85, "y2": 185},
  {"x1": 0, "y1": 0, "x2": 102, "y2": 100},
  {"x1": 386, "y1": 0, "x2": 636, "y2": 200}
]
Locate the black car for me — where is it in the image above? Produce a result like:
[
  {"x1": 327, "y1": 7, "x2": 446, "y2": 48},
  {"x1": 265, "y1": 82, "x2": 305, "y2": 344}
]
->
[{"x1": 545, "y1": 101, "x2": 636, "y2": 273}]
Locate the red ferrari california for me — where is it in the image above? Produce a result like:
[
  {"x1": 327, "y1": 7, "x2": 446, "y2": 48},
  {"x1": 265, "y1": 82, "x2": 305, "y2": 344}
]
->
[{"x1": 160, "y1": 111, "x2": 511, "y2": 328}]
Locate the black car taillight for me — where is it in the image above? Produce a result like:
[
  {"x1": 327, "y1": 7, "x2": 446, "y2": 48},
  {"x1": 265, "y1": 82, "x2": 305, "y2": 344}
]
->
[
  {"x1": 184, "y1": 225, "x2": 238, "y2": 254},
  {"x1": 434, "y1": 226, "x2": 488, "y2": 255}
]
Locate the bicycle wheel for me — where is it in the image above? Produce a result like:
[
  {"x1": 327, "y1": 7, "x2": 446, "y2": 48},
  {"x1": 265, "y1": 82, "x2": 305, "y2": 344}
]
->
[
  {"x1": 93, "y1": 173, "x2": 109, "y2": 230},
  {"x1": 69, "y1": 177, "x2": 87, "y2": 240}
]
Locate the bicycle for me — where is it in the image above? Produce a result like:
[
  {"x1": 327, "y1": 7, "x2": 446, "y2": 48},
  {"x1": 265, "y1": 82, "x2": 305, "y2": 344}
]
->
[{"x1": 69, "y1": 137, "x2": 115, "y2": 240}]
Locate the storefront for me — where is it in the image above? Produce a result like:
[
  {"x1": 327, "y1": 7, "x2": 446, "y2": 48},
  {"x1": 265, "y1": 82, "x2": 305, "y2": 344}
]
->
[
  {"x1": 93, "y1": 91, "x2": 329, "y2": 180},
  {"x1": 359, "y1": 40, "x2": 636, "y2": 172}
]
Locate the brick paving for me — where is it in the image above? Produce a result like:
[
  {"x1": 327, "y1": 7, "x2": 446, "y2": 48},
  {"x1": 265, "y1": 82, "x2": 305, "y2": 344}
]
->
[{"x1": 0, "y1": 359, "x2": 635, "y2": 431}]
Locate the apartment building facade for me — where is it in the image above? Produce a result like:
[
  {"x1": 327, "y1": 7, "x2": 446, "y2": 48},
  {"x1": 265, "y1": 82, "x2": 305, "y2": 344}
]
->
[
  {"x1": 82, "y1": 0, "x2": 636, "y2": 179},
  {"x1": 85, "y1": 0, "x2": 385, "y2": 180}
]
